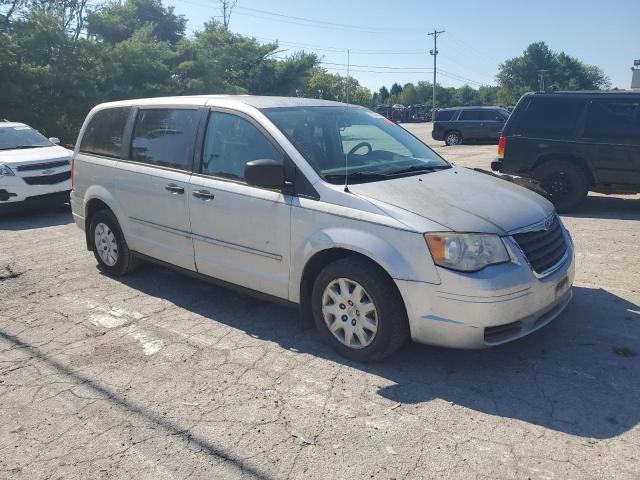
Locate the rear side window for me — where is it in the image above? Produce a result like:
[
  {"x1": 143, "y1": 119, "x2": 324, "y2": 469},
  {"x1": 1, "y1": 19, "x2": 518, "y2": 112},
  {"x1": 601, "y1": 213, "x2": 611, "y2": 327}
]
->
[
  {"x1": 436, "y1": 110, "x2": 456, "y2": 121},
  {"x1": 130, "y1": 109, "x2": 200, "y2": 171},
  {"x1": 458, "y1": 110, "x2": 482, "y2": 121},
  {"x1": 514, "y1": 97, "x2": 584, "y2": 137},
  {"x1": 79, "y1": 108, "x2": 130, "y2": 158},
  {"x1": 479, "y1": 110, "x2": 504, "y2": 121},
  {"x1": 583, "y1": 100, "x2": 640, "y2": 141}
]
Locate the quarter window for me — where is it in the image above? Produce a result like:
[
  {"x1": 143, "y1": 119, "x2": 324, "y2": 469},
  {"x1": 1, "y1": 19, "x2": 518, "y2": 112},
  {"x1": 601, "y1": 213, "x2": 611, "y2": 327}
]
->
[
  {"x1": 202, "y1": 112, "x2": 282, "y2": 180},
  {"x1": 583, "y1": 100, "x2": 640, "y2": 141},
  {"x1": 79, "y1": 107, "x2": 130, "y2": 158},
  {"x1": 130, "y1": 109, "x2": 200, "y2": 170}
]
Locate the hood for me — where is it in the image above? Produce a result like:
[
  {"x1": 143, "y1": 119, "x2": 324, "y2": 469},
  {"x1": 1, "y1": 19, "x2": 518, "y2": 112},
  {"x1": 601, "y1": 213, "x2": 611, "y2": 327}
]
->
[
  {"x1": 349, "y1": 167, "x2": 553, "y2": 235},
  {"x1": 0, "y1": 145, "x2": 72, "y2": 167}
]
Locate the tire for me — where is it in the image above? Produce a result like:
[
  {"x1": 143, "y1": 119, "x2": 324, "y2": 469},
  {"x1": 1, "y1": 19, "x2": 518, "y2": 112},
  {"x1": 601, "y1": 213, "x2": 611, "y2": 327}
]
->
[
  {"x1": 532, "y1": 160, "x2": 589, "y2": 213},
  {"x1": 444, "y1": 131, "x2": 462, "y2": 146},
  {"x1": 311, "y1": 256, "x2": 409, "y2": 362},
  {"x1": 89, "y1": 209, "x2": 138, "y2": 276}
]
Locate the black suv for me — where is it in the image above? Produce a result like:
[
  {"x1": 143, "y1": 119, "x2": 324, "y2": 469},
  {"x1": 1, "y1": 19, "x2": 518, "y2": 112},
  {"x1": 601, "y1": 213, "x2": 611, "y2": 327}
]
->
[
  {"x1": 492, "y1": 91, "x2": 640, "y2": 212},
  {"x1": 432, "y1": 106, "x2": 510, "y2": 145}
]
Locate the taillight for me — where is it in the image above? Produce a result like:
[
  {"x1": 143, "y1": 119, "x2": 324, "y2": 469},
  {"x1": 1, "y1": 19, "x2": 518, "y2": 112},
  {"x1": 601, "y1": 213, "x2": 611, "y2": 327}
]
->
[
  {"x1": 498, "y1": 134, "x2": 506, "y2": 158},
  {"x1": 70, "y1": 156, "x2": 74, "y2": 191}
]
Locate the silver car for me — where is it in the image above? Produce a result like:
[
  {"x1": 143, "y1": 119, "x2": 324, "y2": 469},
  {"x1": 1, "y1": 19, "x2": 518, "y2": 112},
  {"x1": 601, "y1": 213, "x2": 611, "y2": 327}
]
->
[{"x1": 70, "y1": 96, "x2": 574, "y2": 361}]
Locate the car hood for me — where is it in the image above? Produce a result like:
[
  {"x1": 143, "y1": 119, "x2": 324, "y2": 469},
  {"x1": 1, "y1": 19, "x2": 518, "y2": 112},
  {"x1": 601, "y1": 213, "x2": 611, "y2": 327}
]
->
[
  {"x1": 0, "y1": 145, "x2": 72, "y2": 166},
  {"x1": 349, "y1": 167, "x2": 554, "y2": 235}
]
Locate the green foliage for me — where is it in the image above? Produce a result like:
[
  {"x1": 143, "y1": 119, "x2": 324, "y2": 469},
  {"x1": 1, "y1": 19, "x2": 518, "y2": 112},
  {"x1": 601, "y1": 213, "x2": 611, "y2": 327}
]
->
[
  {"x1": 0, "y1": 1, "x2": 320, "y2": 143},
  {"x1": 87, "y1": 0, "x2": 186, "y2": 44},
  {"x1": 0, "y1": 2, "x2": 611, "y2": 145},
  {"x1": 497, "y1": 41, "x2": 610, "y2": 104}
]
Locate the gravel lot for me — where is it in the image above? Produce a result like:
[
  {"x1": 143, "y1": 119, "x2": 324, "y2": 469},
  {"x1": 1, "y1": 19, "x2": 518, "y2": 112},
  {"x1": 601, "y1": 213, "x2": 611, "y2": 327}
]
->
[{"x1": 1, "y1": 123, "x2": 639, "y2": 480}]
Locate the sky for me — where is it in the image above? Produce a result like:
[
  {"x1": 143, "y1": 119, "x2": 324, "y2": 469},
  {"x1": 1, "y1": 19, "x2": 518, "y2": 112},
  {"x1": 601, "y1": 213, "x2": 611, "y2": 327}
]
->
[{"x1": 170, "y1": 0, "x2": 640, "y2": 92}]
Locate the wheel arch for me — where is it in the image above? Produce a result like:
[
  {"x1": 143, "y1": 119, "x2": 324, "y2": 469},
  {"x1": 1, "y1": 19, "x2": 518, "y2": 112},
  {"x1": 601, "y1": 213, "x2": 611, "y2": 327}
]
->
[
  {"x1": 534, "y1": 154, "x2": 595, "y2": 186},
  {"x1": 83, "y1": 187, "x2": 122, "y2": 250},
  {"x1": 298, "y1": 247, "x2": 407, "y2": 330}
]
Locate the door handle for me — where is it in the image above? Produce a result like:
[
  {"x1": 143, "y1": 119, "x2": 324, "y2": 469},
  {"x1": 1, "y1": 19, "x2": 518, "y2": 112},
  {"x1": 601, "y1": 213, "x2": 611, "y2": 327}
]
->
[
  {"x1": 165, "y1": 183, "x2": 184, "y2": 194},
  {"x1": 192, "y1": 189, "x2": 215, "y2": 201}
]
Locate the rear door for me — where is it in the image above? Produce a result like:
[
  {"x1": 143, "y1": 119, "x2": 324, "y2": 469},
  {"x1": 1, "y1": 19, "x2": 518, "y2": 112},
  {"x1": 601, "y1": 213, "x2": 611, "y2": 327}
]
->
[
  {"x1": 580, "y1": 98, "x2": 640, "y2": 185},
  {"x1": 115, "y1": 107, "x2": 201, "y2": 270},
  {"x1": 479, "y1": 109, "x2": 506, "y2": 140},
  {"x1": 188, "y1": 109, "x2": 292, "y2": 299},
  {"x1": 457, "y1": 109, "x2": 484, "y2": 139}
]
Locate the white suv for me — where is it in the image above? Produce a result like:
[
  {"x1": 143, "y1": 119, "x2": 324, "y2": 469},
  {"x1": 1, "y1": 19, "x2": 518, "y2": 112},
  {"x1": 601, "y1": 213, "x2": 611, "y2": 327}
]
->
[
  {"x1": 0, "y1": 121, "x2": 72, "y2": 210},
  {"x1": 71, "y1": 96, "x2": 575, "y2": 361}
]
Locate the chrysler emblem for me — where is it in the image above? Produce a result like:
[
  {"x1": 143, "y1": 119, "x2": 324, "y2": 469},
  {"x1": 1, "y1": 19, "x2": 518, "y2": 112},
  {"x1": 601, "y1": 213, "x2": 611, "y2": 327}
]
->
[
  {"x1": 41, "y1": 168, "x2": 55, "y2": 175},
  {"x1": 544, "y1": 214, "x2": 554, "y2": 231}
]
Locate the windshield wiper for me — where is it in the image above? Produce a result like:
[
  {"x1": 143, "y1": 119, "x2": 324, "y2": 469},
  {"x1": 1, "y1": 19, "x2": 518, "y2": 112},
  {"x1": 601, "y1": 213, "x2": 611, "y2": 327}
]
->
[
  {"x1": 6, "y1": 145, "x2": 47, "y2": 150},
  {"x1": 385, "y1": 164, "x2": 451, "y2": 176},
  {"x1": 324, "y1": 171, "x2": 389, "y2": 183}
]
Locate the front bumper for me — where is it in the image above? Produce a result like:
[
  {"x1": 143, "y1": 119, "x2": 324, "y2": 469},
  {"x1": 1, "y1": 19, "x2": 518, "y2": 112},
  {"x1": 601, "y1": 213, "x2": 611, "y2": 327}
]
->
[
  {"x1": 0, "y1": 174, "x2": 71, "y2": 205},
  {"x1": 395, "y1": 227, "x2": 575, "y2": 349}
]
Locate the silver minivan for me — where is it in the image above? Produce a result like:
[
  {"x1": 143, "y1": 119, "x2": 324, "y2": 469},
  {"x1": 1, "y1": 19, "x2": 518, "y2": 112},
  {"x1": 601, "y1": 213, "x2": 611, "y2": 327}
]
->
[{"x1": 71, "y1": 96, "x2": 575, "y2": 361}]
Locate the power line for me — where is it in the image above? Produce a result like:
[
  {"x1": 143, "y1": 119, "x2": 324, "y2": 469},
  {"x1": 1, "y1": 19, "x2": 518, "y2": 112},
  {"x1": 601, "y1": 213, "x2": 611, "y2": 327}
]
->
[
  {"x1": 322, "y1": 61, "x2": 433, "y2": 71},
  {"x1": 233, "y1": 5, "x2": 425, "y2": 34}
]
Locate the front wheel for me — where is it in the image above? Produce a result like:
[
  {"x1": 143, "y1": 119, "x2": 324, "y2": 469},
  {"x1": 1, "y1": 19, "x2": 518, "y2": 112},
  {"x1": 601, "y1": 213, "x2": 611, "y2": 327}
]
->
[
  {"x1": 533, "y1": 160, "x2": 589, "y2": 213},
  {"x1": 445, "y1": 131, "x2": 462, "y2": 146},
  {"x1": 311, "y1": 257, "x2": 409, "y2": 362}
]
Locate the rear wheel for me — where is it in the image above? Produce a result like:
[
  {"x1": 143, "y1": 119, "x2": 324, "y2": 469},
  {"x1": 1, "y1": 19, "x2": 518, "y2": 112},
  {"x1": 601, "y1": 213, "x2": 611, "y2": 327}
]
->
[
  {"x1": 89, "y1": 210, "x2": 138, "y2": 276},
  {"x1": 311, "y1": 256, "x2": 409, "y2": 362},
  {"x1": 445, "y1": 131, "x2": 462, "y2": 146},
  {"x1": 533, "y1": 160, "x2": 589, "y2": 212}
]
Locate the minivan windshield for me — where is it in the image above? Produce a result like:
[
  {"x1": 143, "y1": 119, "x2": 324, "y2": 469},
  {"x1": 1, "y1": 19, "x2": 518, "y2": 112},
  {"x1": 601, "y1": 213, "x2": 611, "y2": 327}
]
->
[
  {"x1": 0, "y1": 126, "x2": 53, "y2": 150},
  {"x1": 263, "y1": 106, "x2": 450, "y2": 184}
]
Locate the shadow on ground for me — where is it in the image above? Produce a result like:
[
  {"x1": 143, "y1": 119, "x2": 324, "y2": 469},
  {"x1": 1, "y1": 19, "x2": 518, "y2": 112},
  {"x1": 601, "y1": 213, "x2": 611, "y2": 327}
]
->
[
  {"x1": 110, "y1": 264, "x2": 640, "y2": 440},
  {"x1": 563, "y1": 194, "x2": 640, "y2": 221},
  {"x1": 0, "y1": 205, "x2": 72, "y2": 231}
]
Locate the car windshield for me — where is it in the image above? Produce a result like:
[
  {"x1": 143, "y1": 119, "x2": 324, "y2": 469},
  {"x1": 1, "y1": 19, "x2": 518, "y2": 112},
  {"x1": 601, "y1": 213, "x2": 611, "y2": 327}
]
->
[
  {"x1": 0, "y1": 126, "x2": 52, "y2": 150},
  {"x1": 263, "y1": 106, "x2": 450, "y2": 184}
]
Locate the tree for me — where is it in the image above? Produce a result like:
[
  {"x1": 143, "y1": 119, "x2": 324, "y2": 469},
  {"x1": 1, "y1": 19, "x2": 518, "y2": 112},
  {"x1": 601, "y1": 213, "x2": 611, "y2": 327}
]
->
[
  {"x1": 218, "y1": 0, "x2": 236, "y2": 30},
  {"x1": 399, "y1": 83, "x2": 418, "y2": 105},
  {"x1": 378, "y1": 86, "x2": 389, "y2": 104},
  {"x1": 87, "y1": 0, "x2": 186, "y2": 44},
  {"x1": 390, "y1": 82, "x2": 403, "y2": 97},
  {"x1": 497, "y1": 41, "x2": 610, "y2": 104}
]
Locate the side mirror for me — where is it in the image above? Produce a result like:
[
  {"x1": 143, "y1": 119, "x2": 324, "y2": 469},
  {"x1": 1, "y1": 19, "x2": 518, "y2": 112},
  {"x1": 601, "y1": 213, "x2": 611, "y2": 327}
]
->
[
  {"x1": 245, "y1": 159, "x2": 285, "y2": 190},
  {"x1": 49, "y1": 137, "x2": 60, "y2": 145}
]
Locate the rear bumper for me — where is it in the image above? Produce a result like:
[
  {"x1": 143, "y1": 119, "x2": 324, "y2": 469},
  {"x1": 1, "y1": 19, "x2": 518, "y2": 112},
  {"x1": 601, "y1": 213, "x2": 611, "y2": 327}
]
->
[
  {"x1": 395, "y1": 226, "x2": 575, "y2": 349},
  {"x1": 431, "y1": 130, "x2": 444, "y2": 141},
  {"x1": 491, "y1": 159, "x2": 503, "y2": 172}
]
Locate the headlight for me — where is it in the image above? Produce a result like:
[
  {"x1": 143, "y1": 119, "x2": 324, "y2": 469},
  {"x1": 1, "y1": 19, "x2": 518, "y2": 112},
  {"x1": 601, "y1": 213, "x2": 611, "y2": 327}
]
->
[
  {"x1": 425, "y1": 233, "x2": 510, "y2": 272},
  {"x1": 0, "y1": 164, "x2": 15, "y2": 176}
]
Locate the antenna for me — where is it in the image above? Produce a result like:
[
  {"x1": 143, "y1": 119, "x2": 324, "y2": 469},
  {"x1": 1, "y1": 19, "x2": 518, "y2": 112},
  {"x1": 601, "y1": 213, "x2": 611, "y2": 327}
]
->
[
  {"x1": 344, "y1": 51, "x2": 351, "y2": 193},
  {"x1": 344, "y1": 137, "x2": 350, "y2": 192}
]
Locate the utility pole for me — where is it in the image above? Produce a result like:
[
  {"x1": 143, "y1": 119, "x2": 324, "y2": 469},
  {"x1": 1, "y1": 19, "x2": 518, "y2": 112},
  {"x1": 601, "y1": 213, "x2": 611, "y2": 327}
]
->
[
  {"x1": 537, "y1": 69, "x2": 549, "y2": 92},
  {"x1": 428, "y1": 29, "x2": 445, "y2": 116}
]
